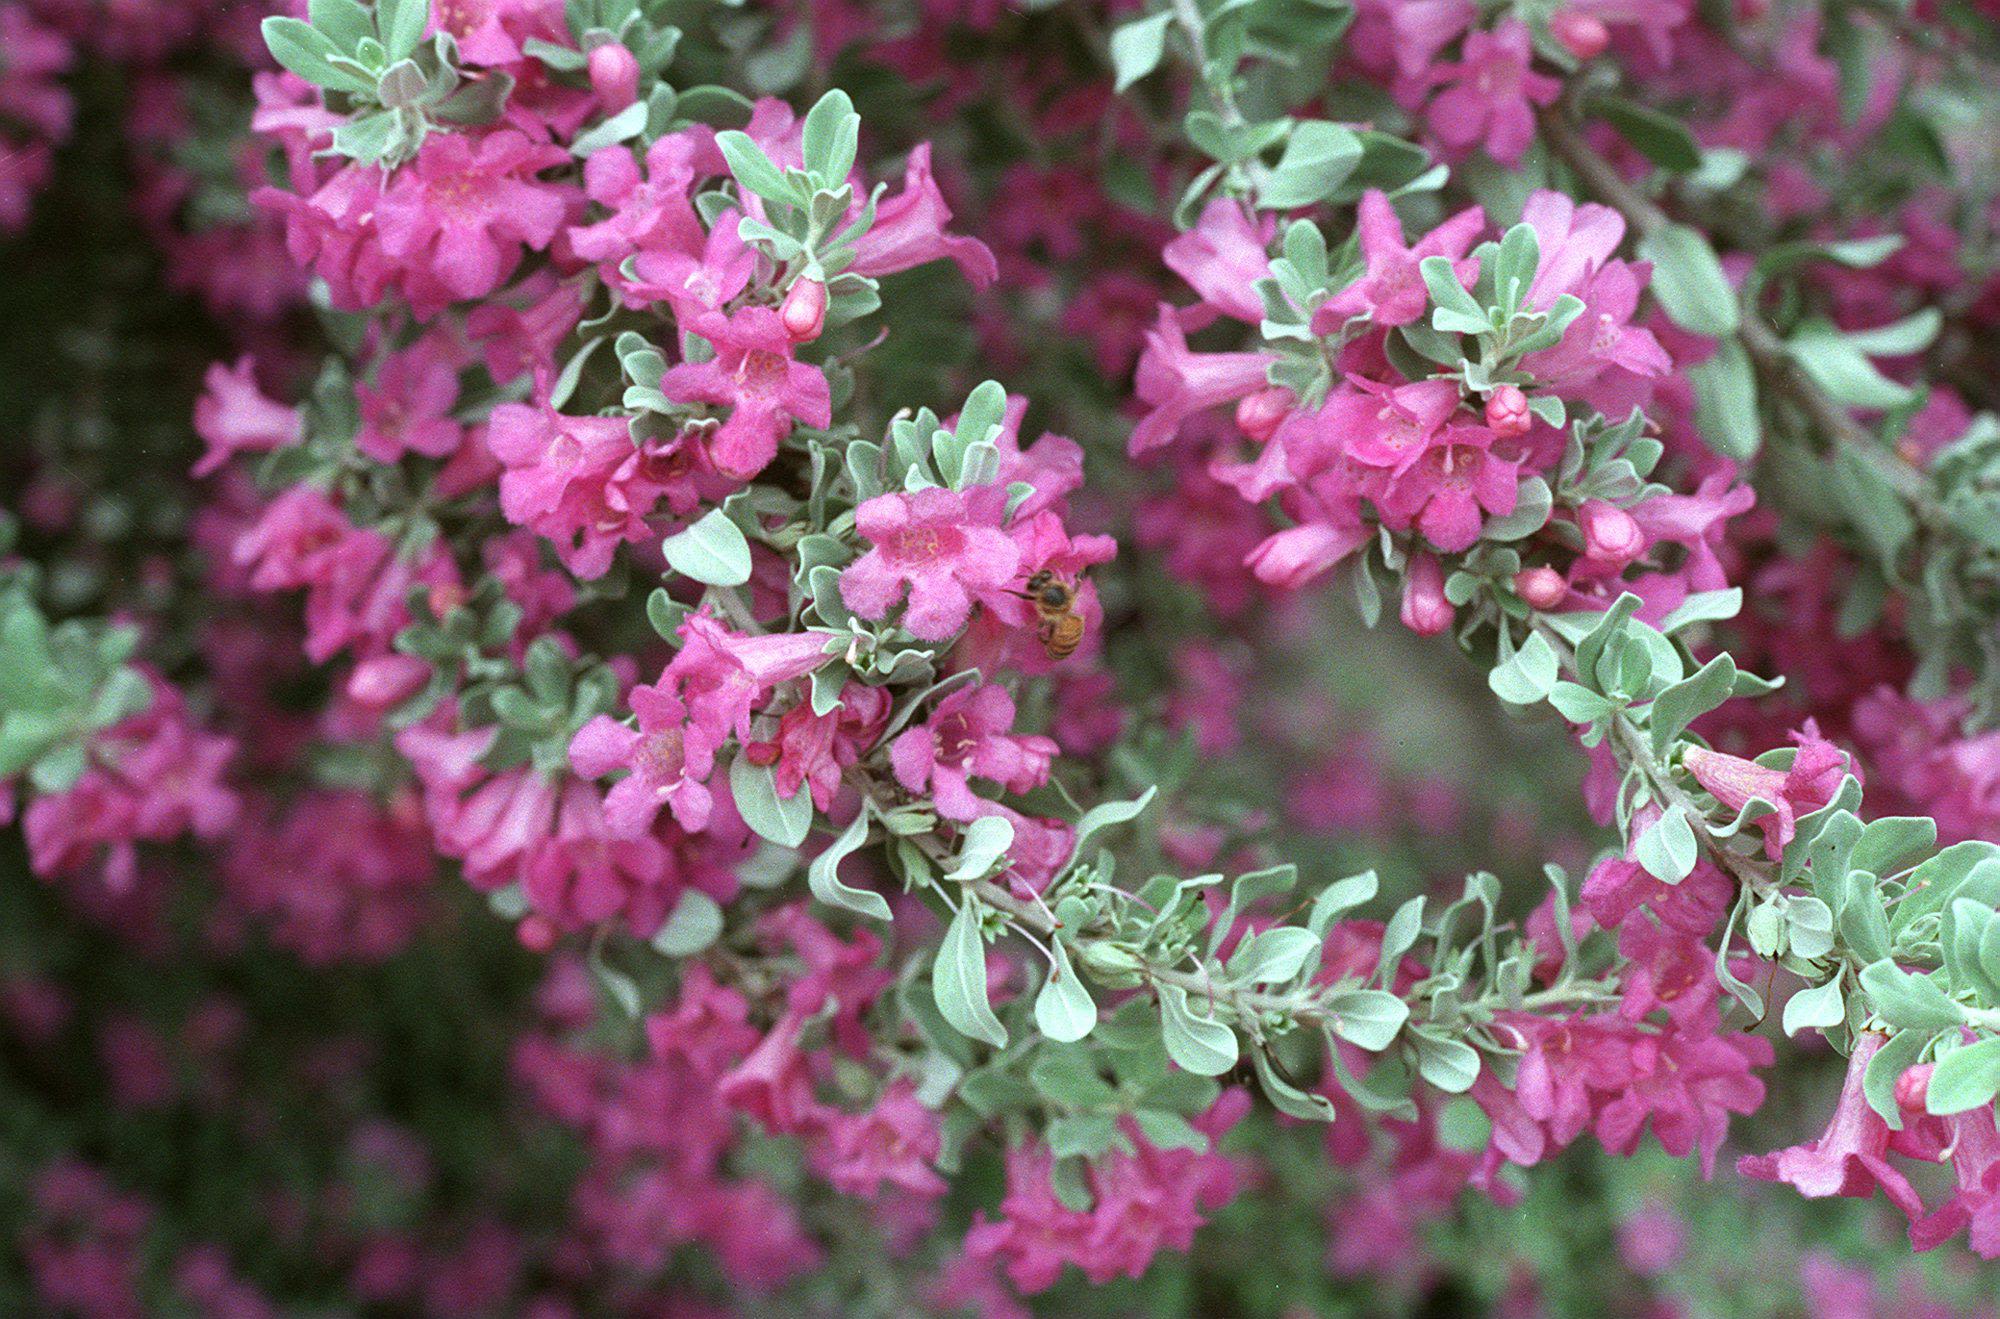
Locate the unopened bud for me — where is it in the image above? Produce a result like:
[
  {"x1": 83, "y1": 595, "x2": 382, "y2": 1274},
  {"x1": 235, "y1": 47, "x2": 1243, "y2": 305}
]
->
[
  {"x1": 346, "y1": 653, "x2": 429, "y2": 707},
  {"x1": 1400, "y1": 553, "x2": 1454, "y2": 636},
  {"x1": 1234, "y1": 387, "x2": 1293, "y2": 443},
  {"x1": 517, "y1": 915, "x2": 558, "y2": 953},
  {"x1": 1894, "y1": 1062, "x2": 1933, "y2": 1112},
  {"x1": 1550, "y1": 10, "x2": 1610, "y2": 60},
  {"x1": 587, "y1": 43, "x2": 640, "y2": 113},
  {"x1": 1485, "y1": 384, "x2": 1532, "y2": 439},
  {"x1": 1514, "y1": 565, "x2": 1568, "y2": 611},
  {"x1": 743, "y1": 739, "x2": 780, "y2": 767},
  {"x1": 781, "y1": 275, "x2": 828, "y2": 341},
  {"x1": 1579, "y1": 499, "x2": 1645, "y2": 562}
]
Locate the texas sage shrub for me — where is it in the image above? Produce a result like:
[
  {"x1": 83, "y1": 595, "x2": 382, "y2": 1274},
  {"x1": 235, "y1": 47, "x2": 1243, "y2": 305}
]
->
[{"x1": 8, "y1": 0, "x2": 2000, "y2": 1312}]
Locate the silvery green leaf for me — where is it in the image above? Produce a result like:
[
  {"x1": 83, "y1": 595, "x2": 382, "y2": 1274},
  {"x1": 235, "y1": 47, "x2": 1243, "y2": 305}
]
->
[
  {"x1": 375, "y1": 0, "x2": 429, "y2": 61},
  {"x1": 571, "y1": 100, "x2": 650, "y2": 158},
  {"x1": 1633, "y1": 805, "x2": 1698, "y2": 883},
  {"x1": 946, "y1": 815, "x2": 1014, "y2": 881},
  {"x1": 1638, "y1": 224, "x2": 1738, "y2": 337},
  {"x1": 1109, "y1": 11, "x2": 1173, "y2": 91},
  {"x1": 651, "y1": 889, "x2": 723, "y2": 956},
  {"x1": 1927, "y1": 1037, "x2": 2000, "y2": 1115},
  {"x1": 1326, "y1": 989, "x2": 1409, "y2": 1051},
  {"x1": 807, "y1": 808, "x2": 890, "y2": 920},
  {"x1": 934, "y1": 902, "x2": 1007, "y2": 1048},
  {"x1": 1158, "y1": 983, "x2": 1238, "y2": 1076},
  {"x1": 1252, "y1": 1049, "x2": 1338, "y2": 1121},
  {"x1": 1034, "y1": 940, "x2": 1097, "y2": 1043},
  {"x1": 1781, "y1": 976, "x2": 1845, "y2": 1037},
  {"x1": 728, "y1": 755, "x2": 812, "y2": 848},
  {"x1": 1230, "y1": 927, "x2": 1319, "y2": 985},
  {"x1": 1488, "y1": 629, "x2": 1557, "y2": 704},
  {"x1": 663, "y1": 508, "x2": 752, "y2": 586}
]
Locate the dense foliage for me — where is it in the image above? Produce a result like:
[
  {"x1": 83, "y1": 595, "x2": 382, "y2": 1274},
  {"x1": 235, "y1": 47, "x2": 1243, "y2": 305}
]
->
[{"x1": 9, "y1": 0, "x2": 2000, "y2": 1313}]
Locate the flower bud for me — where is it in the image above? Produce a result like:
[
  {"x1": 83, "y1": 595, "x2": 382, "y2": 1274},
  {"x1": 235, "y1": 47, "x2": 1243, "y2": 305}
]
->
[
  {"x1": 516, "y1": 915, "x2": 557, "y2": 954},
  {"x1": 780, "y1": 275, "x2": 828, "y2": 342},
  {"x1": 743, "y1": 739, "x2": 780, "y2": 767},
  {"x1": 346, "y1": 653, "x2": 429, "y2": 708},
  {"x1": 1550, "y1": 10, "x2": 1610, "y2": 60},
  {"x1": 1234, "y1": 387, "x2": 1292, "y2": 443},
  {"x1": 1579, "y1": 499, "x2": 1645, "y2": 562},
  {"x1": 587, "y1": 43, "x2": 640, "y2": 113},
  {"x1": 1485, "y1": 384, "x2": 1532, "y2": 439},
  {"x1": 1400, "y1": 554, "x2": 1454, "y2": 636},
  {"x1": 1894, "y1": 1062, "x2": 1933, "y2": 1112},
  {"x1": 1513, "y1": 565, "x2": 1568, "y2": 611}
]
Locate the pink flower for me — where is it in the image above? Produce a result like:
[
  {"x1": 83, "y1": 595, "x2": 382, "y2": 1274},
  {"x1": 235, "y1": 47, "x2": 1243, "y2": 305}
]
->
[
  {"x1": 1128, "y1": 308, "x2": 1276, "y2": 455},
  {"x1": 487, "y1": 400, "x2": 662, "y2": 578},
  {"x1": 1738, "y1": 1032, "x2": 1925, "y2": 1219},
  {"x1": 1910, "y1": 1104, "x2": 2000, "y2": 1257},
  {"x1": 890, "y1": 684, "x2": 1056, "y2": 822},
  {"x1": 1323, "y1": 377, "x2": 1463, "y2": 476},
  {"x1": 354, "y1": 336, "x2": 464, "y2": 464},
  {"x1": 1594, "y1": 1013, "x2": 1770, "y2": 1176},
  {"x1": 659, "y1": 306, "x2": 831, "y2": 479},
  {"x1": 192, "y1": 358, "x2": 301, "y2": 477},
  {"x1": 1422, "y1": 20, "x2": 1559, "y2": 166},
  {"x1": 665, "y1": 612, "x2": 834, "y2": 768},
  {"x1": 1680, "y1": 722, "x2": 1850, "y2": 859},
  {"x1": 1319, "y1": 190, "x2": 1485, "y2": 329},
  {"x1": 850, "y1": 143, "x2": 998, "y2": 288},
  {"x1": 372, "y1": 130, "x2": 573, "y2": 307},
  {"x1": 1380, "y1": 423, "x2": 1520, "y2": 552},
  {"x1": 569, "y1": 688, "x2": 714, "y2": 838},
  {"x1": 1162, "y1": 198, "x2": 1275, "y2": 323},
  {"x1": 840, "y1": 485, "x2": 1021, "y2": 641},
  {"x1": 817, "y1": 1080, "x2": 947, "y2": 1199}
]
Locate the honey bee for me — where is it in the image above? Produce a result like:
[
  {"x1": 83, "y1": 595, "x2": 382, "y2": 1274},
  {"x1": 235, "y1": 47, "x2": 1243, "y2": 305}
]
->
[{"x1": 1017, "y1": 569, "x2": 1086, "y2": 660}]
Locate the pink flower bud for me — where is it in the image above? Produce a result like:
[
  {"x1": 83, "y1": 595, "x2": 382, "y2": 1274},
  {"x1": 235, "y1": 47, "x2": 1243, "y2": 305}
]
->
[
  {"x1": 1234, "y1": 387, "x2": 1292, "y2": 442},
  {"x1": 587, "y1": 43, "x2": 640, "y2": 114},
  {"x1": 1513, "y1": 565, "x2": 1568, "y2": 611},
  {"x1": 1485, "y1": 384, "x2": 1532, "y2": 439},
  {"x1": 517, "y1": 915, "x2": 557, "y2": 953},
  {"x1": 743, "y1": 739, "x2": 780, "y2": 767},
  {"x1": 1550, "y1": 10, "x2": 1610, "y2": 60},
  {"x1": 780, "y1": 276, "x2": 828, "y2": 342},
  {"x1": 1401, "y1": 554, "x2": 1454, "y2": 636},
  {"x1": 1579, "y1": 500, "x2": 1645, "y2": 562},
  {"x1": 1735, "y1": 0, "x2": 1770, "y2": 20},
  {"x1": 1894, "y1": 1062, "x2": 1933, "y2": 1112},
  {"x1": 345, "y1": 653, "x2": 429, "y2": 708}
]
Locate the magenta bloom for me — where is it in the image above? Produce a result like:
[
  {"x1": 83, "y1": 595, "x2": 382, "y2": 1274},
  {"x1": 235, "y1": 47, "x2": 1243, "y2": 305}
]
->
[
  {"x1": 1910, "y1": 1105, "x2": 2000, "y2": 1257},
  {"x1": 660, "y1": 306, "x2": 831, "y2": 479},
  {"x1": 850, "y1": 143, "x2": 998, "y2": 289},
  {"x1": 1319, "y1": 190, "x2": 1486, "y2": 329},
  {"x1": 1162, "y1": 197, "x2": 1276, "y2": 324},
  {"x1": 1681, "y1": 722, "x2": 1850, "y2": 859},
  {"x1": 669, "y1": 613, "x2": 834, "y2": 761},
  {"x1": 1381, "y1": 423, "x2": 1520, "y2": 552},
  {"x1": 568, "y1": 684, "x2": 715, "y2": 838},
  {"x1": 372, "y1": 130, "x2": 573, "y2": 306},
  {"x1": 1324, "y1": 377, "x2": 1462, "y2": 476},
  {"x1": 1423, "y1": 20, "x2": 1559, "y2": 166},
  {"x1": 1738, "y1": 1032, "x2": 1925, "y2": 1219},
  {"x1": 816, "y1": 1079, "x2": 947, "y2": 1199},
  {"x1": 1129, "y1": 307, "x2": 1277, "y2": 455},
  {"x1": 841, "y1": 485, "x2": 1021, "y2": 642},
  {"x1": 191, "y1": 357, "x2": 301, "y2": 478},
  {"x1": 354, "y1": 337, "x2": 463, "y2": 464},
  {"x1": 890, "y1": 684, "x2": 1056, "y2": 822},
  {"x1": 488, "y1": 401, "x2": 661, "y2": 579}
]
